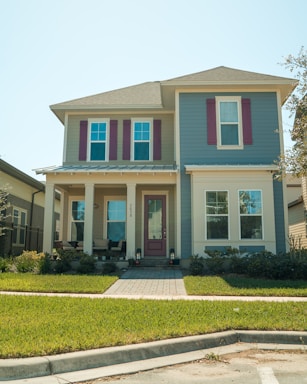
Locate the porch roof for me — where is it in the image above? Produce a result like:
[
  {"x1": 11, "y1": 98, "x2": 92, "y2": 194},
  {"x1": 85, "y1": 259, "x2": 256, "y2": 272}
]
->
[{"x1": 35, "y1": 164, "x2": 178, "y2": 175}]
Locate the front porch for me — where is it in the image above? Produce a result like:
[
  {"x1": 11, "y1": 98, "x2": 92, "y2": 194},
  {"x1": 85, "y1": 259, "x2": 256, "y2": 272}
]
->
[{"x1": 40, "y1": 166, "x2": 180, "y2": 262}]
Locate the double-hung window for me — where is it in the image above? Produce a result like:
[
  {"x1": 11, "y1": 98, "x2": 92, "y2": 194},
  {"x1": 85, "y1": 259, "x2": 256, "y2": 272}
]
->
[
  {"x1": 205, "y1": 191, "x2": 229, "y2": 239},
  {"x1": 132, "y1": 119, "x2": 152, "y2": 161},
  {"x1": 239, "y1": 190, "x2": 263, "y2": 239},
  {"x1": 106, "y1": 200, "x2": 126, "y2": 241},
  {"x1": 216, "y1": 96, "x2": 242, "y2": 149},
  {"x1": 71, "y1": 200, "x2": 85, "y2": 241},
  {"x1": 89, "y1": 119, "x2": 109, "y2": 161},
  {"x1": 13, "y1": 208, "x2": 27, "y2": 246}
]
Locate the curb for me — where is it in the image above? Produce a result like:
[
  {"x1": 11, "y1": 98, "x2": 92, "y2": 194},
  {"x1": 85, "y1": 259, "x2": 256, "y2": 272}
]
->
[{"x1": 1, "y1": 331, "x2": 307, "y2": 381}]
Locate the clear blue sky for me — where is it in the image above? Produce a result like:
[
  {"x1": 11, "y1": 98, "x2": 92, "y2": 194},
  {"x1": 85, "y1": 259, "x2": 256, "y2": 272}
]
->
[{"x1": 0, "y1": 0, "x2": 306, "y2": 180}]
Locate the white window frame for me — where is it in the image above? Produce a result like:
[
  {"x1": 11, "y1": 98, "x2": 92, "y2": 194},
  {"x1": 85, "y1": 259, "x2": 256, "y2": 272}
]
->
[
  {"x1": 103, "y1": 196, "x2": 127, "y2": 241},
  {"x1": 12, "y1": 207, "x2": 27, "y2": 246},
  {"x1": 131, "y1": 118, "x2": 153, "y2": 161},
  {"x1": 216, "y1": 96, "x2": 243, "y2": 150},
  {"x1": 239, "y1": 190, "x2": 263, "y2": 240},
  {"x1": 205, "y1": 190, "x2": 229, "y2": 240},
  {"x1": 69, "y1": 198, "x2": 85, "y2": 241},
  {"x1": 88, "y1": 118, "x2": 110, "y2": 161}
]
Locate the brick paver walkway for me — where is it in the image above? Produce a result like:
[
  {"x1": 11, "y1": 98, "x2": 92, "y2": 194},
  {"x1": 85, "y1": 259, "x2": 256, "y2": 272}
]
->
[{"x1": 103, "y1": 268, "x2": 187, "y2": 297}]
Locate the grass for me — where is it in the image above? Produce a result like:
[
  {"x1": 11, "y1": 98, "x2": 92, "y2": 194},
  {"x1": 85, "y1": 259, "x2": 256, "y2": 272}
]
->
[
  {"x1": 184, "y1": 275, "x2": 307, "y2": 296},
  {"x1": 1, "y1": 295, "x2": 306, "y2": 358},
  {"x1": 0, "y1": 273, "x2": 118, "y2": 293}
]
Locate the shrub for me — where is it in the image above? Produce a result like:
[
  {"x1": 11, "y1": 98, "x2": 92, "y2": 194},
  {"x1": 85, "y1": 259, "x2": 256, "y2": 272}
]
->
[
  {"x1": 54, "y1": 250, "x2": 74, "y2": 274},
  {"x1": 189, "y1": 255, "x2": 204, "y2": 276},
  {"x1": 0, "y1": 257, "x2": 10, "y2": 272},
  {"x1": 102, "y1": 262, "x2": 117, "y2": 275},
  {"x1": 38, "y1": 254, "x2": 53, "y2": 274},
  {"x1": 77, "y1": 254, "x2": 96, "y2": 274},
  {"x1": 14, "y1": 251, "x2": 45, "y2": 273}
]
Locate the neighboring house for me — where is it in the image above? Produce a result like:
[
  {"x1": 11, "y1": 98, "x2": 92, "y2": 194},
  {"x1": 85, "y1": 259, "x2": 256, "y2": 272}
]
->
[
  {"x1": 287, "y1": 174, "x2": 307, "y2": 249},
  {"x1": 36, "y1": 66, "x2": 296, "y2": 262},
  {"x1": 0, "y1": 159, "x2": 60, "y2": 255}
]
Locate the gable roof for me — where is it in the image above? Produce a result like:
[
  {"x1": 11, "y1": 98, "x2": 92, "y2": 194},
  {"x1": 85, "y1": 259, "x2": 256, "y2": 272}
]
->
[{"x1": 51, "y1": 66, "x2": 297, "y2": 123}]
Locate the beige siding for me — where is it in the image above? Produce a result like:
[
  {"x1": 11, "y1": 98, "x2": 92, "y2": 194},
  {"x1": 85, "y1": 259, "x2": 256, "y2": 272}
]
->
[
  {"x1": 65, "y1": 114, "x2": 174, "y2": 165},
  {"x1": 288, "y1": 202, "x2": 307, "y2": 248}
]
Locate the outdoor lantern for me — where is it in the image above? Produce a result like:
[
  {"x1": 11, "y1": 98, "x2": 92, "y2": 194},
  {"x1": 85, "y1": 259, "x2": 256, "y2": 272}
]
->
[
  {"x1": 169, "y1": 248, "x2": 175, "y2": 264},
  {"x1": 135, "y1": 248, "x2": 141, "y2": 264}
]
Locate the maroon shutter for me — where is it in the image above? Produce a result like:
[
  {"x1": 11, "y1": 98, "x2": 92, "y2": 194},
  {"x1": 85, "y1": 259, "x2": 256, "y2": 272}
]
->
[
  {"x1": 206, "y1": 99, "x2": 217, "y2": 145},
  {"x1": 242, "y1": 98, "x2": 252, "y2": 145},
  {"x1": 123, "y1": 120, "x2": 131, "y2": 160},
  {"x1": 79, "y1": 120, "x2": 88, "y2": 161},
  {"x1": 109, "y1": 120, "x2": 118, "y2": 160},
  {"x1": 153, "y1": 119, "x2": 161, "y2": 160}
]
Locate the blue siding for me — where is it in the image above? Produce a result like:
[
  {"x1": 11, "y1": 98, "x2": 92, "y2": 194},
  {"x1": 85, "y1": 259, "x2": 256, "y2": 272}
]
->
[
  {"x1": 273, "y1": 180, "x2": 286, "y2": 253},
  {"x1": 179, "y1": 92, "x2": 280, "y2": 165},
  {"x1": 179, "y1": 91, "x2": 283, "y2": 257}
]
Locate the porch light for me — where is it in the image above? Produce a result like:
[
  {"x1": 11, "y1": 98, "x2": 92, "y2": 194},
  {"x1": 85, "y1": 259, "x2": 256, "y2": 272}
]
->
[
  {"x1": 135, "y1": 248, "x2": 141, "y2": 264},
  {"x1": 169, "y1": 248, "x2": 175, "y2": 264}
]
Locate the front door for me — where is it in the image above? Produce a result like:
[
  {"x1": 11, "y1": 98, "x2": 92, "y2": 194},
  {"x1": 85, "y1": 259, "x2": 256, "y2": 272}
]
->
[{"x1": 144, "y1": 195, "x2": 166, "y2": 256}]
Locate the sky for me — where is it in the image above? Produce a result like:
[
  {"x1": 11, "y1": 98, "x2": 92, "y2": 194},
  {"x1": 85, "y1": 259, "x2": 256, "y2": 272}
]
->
[{"x1": 0, "y1": 0, "x2": 306, "y2": 181}]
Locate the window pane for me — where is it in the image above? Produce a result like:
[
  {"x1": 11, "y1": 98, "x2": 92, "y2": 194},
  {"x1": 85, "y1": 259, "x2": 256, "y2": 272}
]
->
[
  {"x1": 240, "y1": 216, "x2": 262, "y2": 239},
  {"x1": 148, "y1": 199, "x2": 162, "y2": 240},
  {"x1": 91, "y1": 143, "x2": 105, "y2": 160},
  {"x1": 72, "y1": 201, "x2": 85, "y2": 221},
  {"x1": 206, "y1": 191, "x2": 228, "y2": 214},
  {"x1": 134, "y1": 142, "x2": 149, "y2": 160},
  {"x1": 221, "y1": 124, "x2": 239, "y2": 145},
  {"x1": 207, "y1": 216, "x2": 228, "y2": 239},
  {"x1": 107, "y1": 201, "x2": 126, "y2": 221},
  {"x1": 107, "y1": 222, "x2": 125, "y2": 241},
  {"x1": 21, "y1": 212, "x2": 26, "y2": 226},
  {"x1": 71, "y1": 222, "x2": 84, "y2": 241},
  {"x1": 220, "y1": 102, "x2": 238, "y2": 122},
  {"x1": 91, "y1": 123, "x2": 106, "y2": 141},
  {"x1": 239, "y1": 191, "x2": 262, "y2": 214}
]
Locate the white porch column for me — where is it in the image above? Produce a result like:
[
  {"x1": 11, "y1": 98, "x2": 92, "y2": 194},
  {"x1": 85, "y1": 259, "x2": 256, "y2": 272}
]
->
[
  {"x1": 126, "y1": 183, "x2": 136, "y2": 259},
  {"x1": 84, "y1": 183, "x2": 94, "y2": 255},
  {"x1": 43, "y1": 182, "x2": 55, "y2": 254}
]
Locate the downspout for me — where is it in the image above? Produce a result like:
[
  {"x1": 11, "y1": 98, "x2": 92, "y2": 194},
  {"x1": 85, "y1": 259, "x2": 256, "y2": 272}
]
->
[{"x1": 28, "y1": 190, "x2": 42, "y2": 249}]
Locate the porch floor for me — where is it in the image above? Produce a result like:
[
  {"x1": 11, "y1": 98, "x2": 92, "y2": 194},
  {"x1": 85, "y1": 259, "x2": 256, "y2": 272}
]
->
[{"x1": 103, "y1": 268, "x2": 187, "y2": 297}]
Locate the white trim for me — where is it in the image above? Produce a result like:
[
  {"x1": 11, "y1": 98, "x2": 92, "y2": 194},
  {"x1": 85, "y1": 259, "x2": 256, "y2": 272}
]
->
[
  {"x1": 238, "y1": 189, "x2": 264, "y2": 240},
  {"x1": 216, "y1": 96, "x2": 243, "y2": 149},
  {"x1": 131, "y1": 118, "x2": 153, "y2": 161},
  {"x1": 87, "y1": 118, "x2": 110, "y2": 162},
  {"x1": 204, "y1": 190, "x2": 230, "y2": 241},
  {"x1": 63, "y1": 113, "x2": 68, "y2": 163},
  {"x1": 185, "y1": 164, "x2": 278, "y2": 173}
]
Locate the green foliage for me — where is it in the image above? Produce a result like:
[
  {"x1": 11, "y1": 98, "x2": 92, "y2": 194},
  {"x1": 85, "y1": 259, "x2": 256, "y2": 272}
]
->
[
  {"x1": 38, "y1": 254, "x2": 52, "y2": 274},
  {"x1": 189, "y1": 255, "x2": 204, "y2": 276},
  {"x1": 0, "y1": 257, "x2": 9, "y2": 272},
  {"x1": 1, "y1": 295, "x2": 306, "y2": 358},
  {"x1": 0, "y1": 273, "x2": 118, "y2": 293},
  {"x1": 102, "y1": 262, "x2": 117, "y2": 275},
  {"x1": 77, "y1": 254, "x2": 96, "y2": 274},
  {"x1": 184, "y1": 275, "x2": 307, "y2": 296},
  {"x1": 14, "y1": 251, "x2": 45, "y2": 273},
  {"x1": 54, "y1": 250, "x2": 75, "y2": 273}
]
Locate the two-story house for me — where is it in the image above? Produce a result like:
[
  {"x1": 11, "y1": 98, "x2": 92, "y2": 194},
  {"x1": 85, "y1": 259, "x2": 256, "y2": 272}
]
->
[{"x1": 36, "y1": 66, "x2": 296, "y2": 262}]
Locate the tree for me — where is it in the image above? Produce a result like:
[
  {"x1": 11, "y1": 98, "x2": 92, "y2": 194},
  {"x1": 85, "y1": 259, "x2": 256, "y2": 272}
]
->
[
  {"x1": 0, "y1": 184, "x2": 10, "y2": 236},
  {"x1": 278, "y1": 46, "x2": 307, "y2": 177}
]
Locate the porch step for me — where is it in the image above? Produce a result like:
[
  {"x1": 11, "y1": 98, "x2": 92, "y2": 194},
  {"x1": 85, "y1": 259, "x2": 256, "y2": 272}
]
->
[{"x1": 133, "y1": 257, "x2": 180, "y2": 269}]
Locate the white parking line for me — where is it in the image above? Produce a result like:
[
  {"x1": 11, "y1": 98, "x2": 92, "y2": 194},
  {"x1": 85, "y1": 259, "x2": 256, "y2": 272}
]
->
[{"x1": 258, "y1": 367, "x2": 279, "y2": 384}]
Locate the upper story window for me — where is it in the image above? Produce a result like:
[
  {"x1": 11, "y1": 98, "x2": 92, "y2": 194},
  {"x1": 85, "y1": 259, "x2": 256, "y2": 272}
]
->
[
  {"x1": 132, "y1": 119, "x2": 152, "y2": 161},
  {"x1": 216, "y1": 96, "x2": 242, "y2": 149},
  {"x1": 89, "y1": 119, "x2": 109, "y2": 161}
]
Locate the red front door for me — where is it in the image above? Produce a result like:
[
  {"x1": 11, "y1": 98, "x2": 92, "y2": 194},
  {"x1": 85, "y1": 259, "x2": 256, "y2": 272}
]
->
[{"x1": 144, "y1": 195, "x2": 166, "y2": 256}]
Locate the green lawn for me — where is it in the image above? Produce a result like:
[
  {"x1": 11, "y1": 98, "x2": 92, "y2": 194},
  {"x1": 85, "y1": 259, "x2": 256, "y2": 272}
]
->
[
  {"x1": 184, "y1": 276, "x2": 307, "y2": 296},
  {"x1": 0, "y1": 273, "x2": 118, "y2": 293},
  {"x1": 1, "y1": 295, "x2": 306, "y2": 358}
]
